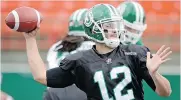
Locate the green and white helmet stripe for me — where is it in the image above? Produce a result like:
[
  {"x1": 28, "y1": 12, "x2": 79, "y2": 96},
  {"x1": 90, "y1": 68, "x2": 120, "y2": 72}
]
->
[
  {"x1": 117, "y1": 1, "x2": 147, "y2": 31},
  {"x1": 72, "y1": 9, "x2": 87, "y2": 22},
  {"x1": 68, "y1": 8, "x2": 88, "y2": 37},
  {"x1": 105, "y1": 4, "x2": 119, "y2": 16},
  {"x1": 132, "y1": 1, "x2": 145, "y2": 24}
]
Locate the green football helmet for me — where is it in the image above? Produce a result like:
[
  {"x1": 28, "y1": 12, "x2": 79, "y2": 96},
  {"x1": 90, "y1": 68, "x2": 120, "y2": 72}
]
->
[
  {"x1": 117, "y1": 1, "x2": 147, "y2": 45},
  {"x1": 68, "y1": 8, "x2": 88, "y2": 37},
  {"x1": 84, "y1": 4, "x2": 124, "y2": 48}
]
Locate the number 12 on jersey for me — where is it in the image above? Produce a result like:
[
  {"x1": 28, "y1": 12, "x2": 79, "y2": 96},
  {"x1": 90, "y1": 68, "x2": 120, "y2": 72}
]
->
[{"x1": 94, "y1": 66, "x2": 135, "y2": 100}]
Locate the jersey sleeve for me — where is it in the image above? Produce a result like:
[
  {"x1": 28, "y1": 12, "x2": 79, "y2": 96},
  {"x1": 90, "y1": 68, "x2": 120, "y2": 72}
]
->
[
  {"x1": 43, "y1": 89, "x2": 54, "y2": 100},
  {"x1": 136, "y1": 46, "x2": 156, "y2": 91},
  {"x1": 46, "y1": 57, "x2": 76, "y2": 88}
]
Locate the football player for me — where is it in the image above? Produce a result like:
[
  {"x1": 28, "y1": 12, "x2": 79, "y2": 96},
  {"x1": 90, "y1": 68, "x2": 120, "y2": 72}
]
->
[
  {"x1": 43, "y1": 8, "x2": 94, "y2": 100},
  {"x1": 117, "y1": 1, "x2": 146, "y2": 45},
  {"x1": 23, "y1": 4, "x2": 172, "y2": 100}
]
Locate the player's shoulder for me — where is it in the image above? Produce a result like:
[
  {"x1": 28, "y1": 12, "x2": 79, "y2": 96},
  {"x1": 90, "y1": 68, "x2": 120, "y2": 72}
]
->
[
  {"x1": 77, "y1": 41, "x2": 95, "y2": 51},
  {"x1": 63, "y1": 49, "x2": 93, "y2": 63},
  {"x1": 60, "y1": 49, "x2": 92, "y2": 70},
  {"x1": 120, "y1": 44, "x2": 150, "y2": 56},
  {"x1": 128, "y1": 44, "x2": 149, "y2": 52},
  {"x1": 64, "y1": 49, "x2": 91, "y2": 60},
  {"x1": 65, "y1": 51, "x2": 84, "y2": 61}
]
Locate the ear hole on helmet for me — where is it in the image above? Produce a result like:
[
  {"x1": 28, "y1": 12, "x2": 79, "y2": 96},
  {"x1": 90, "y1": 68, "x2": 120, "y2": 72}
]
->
[{"x1": 104, "y1": 29, "x2": 108, "y2": 33}]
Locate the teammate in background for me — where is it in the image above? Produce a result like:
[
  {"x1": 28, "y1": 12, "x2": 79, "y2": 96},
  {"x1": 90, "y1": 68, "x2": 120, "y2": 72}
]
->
[
  {"x1": 23, "y1": 4, "x2": 172, "y2": 100},
  {"x1": 116, "y1": 1, "x2": 172, "y2": 98},
  {"x1": 43, "y1": 9, "x2": 94, "y2": 100},
  {"x1": 117, "y1": 1, "x2": 146, "y2": 45}
]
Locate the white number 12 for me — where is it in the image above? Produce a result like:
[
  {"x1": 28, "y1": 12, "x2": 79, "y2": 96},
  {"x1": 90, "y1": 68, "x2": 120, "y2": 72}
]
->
[{"x1": 94, "y1": 66, "x2": 135, "y2": 100}]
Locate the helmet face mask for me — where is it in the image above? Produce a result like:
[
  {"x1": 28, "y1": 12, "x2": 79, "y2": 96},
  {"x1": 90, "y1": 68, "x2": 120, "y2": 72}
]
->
[
  {"x1": 122, "y1": 25, "x2": 145, "y2": 45},
  {"x1": 84, "y1": 4, "x2": 124, "y2": 48},
  {"x1": 102, "y1": 22, "x2": 121, "y2": 39}
]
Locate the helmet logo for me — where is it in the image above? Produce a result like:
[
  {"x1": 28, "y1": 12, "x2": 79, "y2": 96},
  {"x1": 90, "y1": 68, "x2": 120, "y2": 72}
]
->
[{"x1": 84, "y1": 10, "x2": 93, "y2": 27}]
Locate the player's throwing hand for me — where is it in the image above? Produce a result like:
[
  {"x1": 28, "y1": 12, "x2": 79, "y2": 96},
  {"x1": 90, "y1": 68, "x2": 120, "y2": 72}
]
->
[
  {"x1": 23, "y1": 27, "x2": 40, "y2": 39},
  {"x1": 146, "y1": 45, "x2": 172, "y2": 75}
]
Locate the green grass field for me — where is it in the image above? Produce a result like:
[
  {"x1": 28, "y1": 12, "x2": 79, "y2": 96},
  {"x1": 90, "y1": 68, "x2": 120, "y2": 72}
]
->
[{"x1": 1, "y1": 73, "x2": 180, "y2": 100}]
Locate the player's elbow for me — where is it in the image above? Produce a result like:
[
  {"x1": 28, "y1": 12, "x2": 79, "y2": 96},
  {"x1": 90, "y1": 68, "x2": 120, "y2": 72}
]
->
[
  {"x1": 34, "y1": 77, "x2": 47, "y2": 85},
  {"x1": 156, "y1": 89, "x2": 172, "y2": 97},
  {"x1": 33, "y1": 75, "x2": 47, "y2": 85}
]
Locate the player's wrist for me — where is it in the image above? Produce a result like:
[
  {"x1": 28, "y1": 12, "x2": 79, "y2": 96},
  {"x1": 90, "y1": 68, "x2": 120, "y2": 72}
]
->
[
  {"x1": 23, "y1": 34, "x2": 36, "y2": 40},
  {"x1": 23, "y1": 28, "x2": 39, "y2": 39},
  {"x1": 24, "y1": 36, "x2": 36, "y2": 41},
  {"x1": 149, "y1": 71, "x2": 159, "y2": 79}
]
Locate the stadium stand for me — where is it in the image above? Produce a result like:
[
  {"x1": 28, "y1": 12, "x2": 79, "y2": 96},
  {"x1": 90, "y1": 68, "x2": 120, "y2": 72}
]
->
[{"x1": 1, "y1": 1, "x2": 180, "y2": 51}]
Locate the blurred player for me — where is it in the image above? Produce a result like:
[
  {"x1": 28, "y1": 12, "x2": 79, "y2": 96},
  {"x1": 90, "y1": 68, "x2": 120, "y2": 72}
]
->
[
  {"x1": 23, "y1": 4, "x2": 172, "y2": 100},
  {"x1": 43, "y1": 8, "x2": 94, "y2": 100},
  {"x1": 117, "y1": 1, "x2": 147, "y2": 45}
]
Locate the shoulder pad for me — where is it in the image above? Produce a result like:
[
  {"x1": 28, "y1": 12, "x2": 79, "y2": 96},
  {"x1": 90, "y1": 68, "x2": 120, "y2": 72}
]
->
[
  {"x1": 59, "y1": 51, "x2": 85, "y2": 70},
  {"x1": 120, "y1": 44, "x2": 150, "y2": 57},
  {"x1": 64, "y1": 51, "x2": 84, "y2": 61}
]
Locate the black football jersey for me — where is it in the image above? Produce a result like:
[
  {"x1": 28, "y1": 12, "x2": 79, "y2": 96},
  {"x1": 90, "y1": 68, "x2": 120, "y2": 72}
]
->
[
  {"x1": 47, "y1": 44, "x2": 156, "y2": 100},
  {"x1": 43, "y1": 85, "x2": 87, "y2": 100}
]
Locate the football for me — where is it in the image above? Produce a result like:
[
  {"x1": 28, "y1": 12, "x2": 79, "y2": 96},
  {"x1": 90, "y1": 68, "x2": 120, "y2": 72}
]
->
[{"x1": 5, "y1": 6, "x2": 43, "y2": 32}]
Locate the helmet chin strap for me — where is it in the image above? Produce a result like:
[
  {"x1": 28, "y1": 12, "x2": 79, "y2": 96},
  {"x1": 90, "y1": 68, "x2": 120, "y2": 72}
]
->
[
  {"x1": 91, "y1": 19, "x2": 120, "y2": 48},
  {"x1": 104, "y1": 38, "x2": 120, "y2": 48}
]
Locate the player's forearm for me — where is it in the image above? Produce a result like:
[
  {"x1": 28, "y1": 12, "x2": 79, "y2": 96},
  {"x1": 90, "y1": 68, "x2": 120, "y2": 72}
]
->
[
  {"x1": 151, "y1": 72, "x2": 172, "y2": 97},
  {"x1": 25, "y1": 38, "x2": 47, "y2": 85}
]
